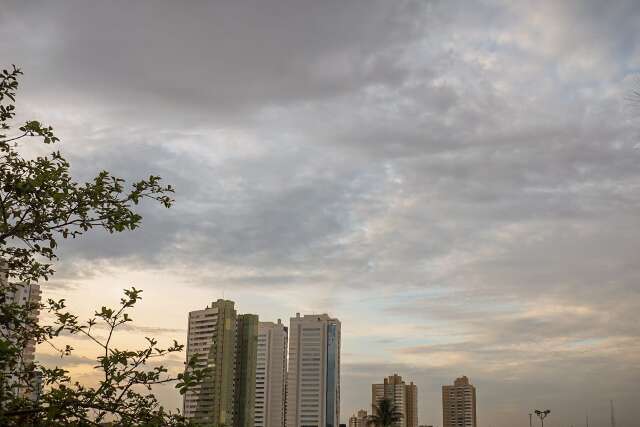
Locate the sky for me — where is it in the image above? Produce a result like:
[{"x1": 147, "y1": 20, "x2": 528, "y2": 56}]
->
[{"x1": 2, "y1": 0, "x2": 640, "y2": 426}]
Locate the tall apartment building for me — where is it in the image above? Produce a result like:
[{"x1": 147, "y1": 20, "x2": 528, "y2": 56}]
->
[
  {"x1": 236, "y1": 314, "x2": 259, "y2": 427},
  {"x1": 255, "y1": 320, "x2": 288, "y2": 427},
  {"x1": 0, "y1": 268, "x2": 42, "y2": 400},
  {"x1": 349, "y1": 409, "x2": 369, "y2": 427},
  {"x1": 286, "y1": 313, "x2": 341, "y2": 427},
  {"x1": 183, "y1": 299, "x2": 258, "y2": 427},
  {"x1": 442, "y1": 376, "x2": 477, "y2": 427},
  {"x1": 371, "y1": 374, "x2": 418, "y2": 427},
  {"x1": 4, "y1": 283, "x2": 41, "y2": 368},
  {"x1": 405, "y1": 381, "x2": 418, "y2": 427}
]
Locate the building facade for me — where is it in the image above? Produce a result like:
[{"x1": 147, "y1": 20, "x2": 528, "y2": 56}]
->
[
  {"x1": 442, "y1": 376, "x2": 477, "y2": 427},
  {"x1": 236, "y1": 314, "x2": 259, "y2": 427},
  {"x1": 0, "y1": 268, "x2": 42, "y2": 400},
  {"x1": 372, "y1": 374, "x2": 418, "y2": 427},
  {"x1": 286, "y1": 313, "x2": 341, "y2": 427},
  {"x1": 254, "y1": 320, "x2": 288, "y2": 427},
  {"x1": 183, "y1": 299, "x2": 258, "y2": 427},
  {"x1": 405, "y1": 381, "x2": 418, "y2": 427},
  {"x1": 349, "y1": 409, "x2": 369, "y2": 427},
  {"x1": 3, "y1": 282, "x2": 41, "y2": 367}
]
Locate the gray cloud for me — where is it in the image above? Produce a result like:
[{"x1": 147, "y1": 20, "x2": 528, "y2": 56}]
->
[{"x1": 0, "y1": 0, "x2": 423, "y2": 125}]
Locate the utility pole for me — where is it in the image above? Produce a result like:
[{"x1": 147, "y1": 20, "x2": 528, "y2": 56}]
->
[
  {"x1": 586, "y1": 413, "x2": 589, "y2": 427},
  {"x1": 529, "y1": 413, "x2": 533, "y2": 427}
]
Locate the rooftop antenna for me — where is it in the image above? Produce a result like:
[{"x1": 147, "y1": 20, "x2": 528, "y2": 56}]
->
[{"x1": 610, "y1": 400, "x2": 616, "y2": 427}]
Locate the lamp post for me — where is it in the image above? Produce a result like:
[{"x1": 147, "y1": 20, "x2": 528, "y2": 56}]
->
[{"x1": 534, "y1": 409, "x2": 550, "y2": 427}]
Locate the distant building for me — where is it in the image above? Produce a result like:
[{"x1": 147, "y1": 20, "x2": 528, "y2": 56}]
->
[
  {"x1": 349, "y1": 409, "x2": 369, "y2": 427},
  {"x1": 0, "y1": 268, "x2": 42, "y2": 400},
  {"x1": 371, "y1": 374, "x2": 418, "y2": 427},
  {"x1": 442, "y1": 376, "x2": 477, "y2": 427},
  {"x1": 405, "y1": 381, "x2": 418, "y2": 427},
  {"x1": 183, "y1": 299, "x2": 258, "y2": 427},
  {"x1": 286, "y1": 313, "x2": 341, "y2": 427},
  {"x1": 254, "y1": 320, "x2": 288, "y2": 427}
]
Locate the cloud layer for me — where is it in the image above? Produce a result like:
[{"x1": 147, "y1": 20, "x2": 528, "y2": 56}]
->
[{"x1": 2, "y1": 1, "x2": 640, "y2": 425}]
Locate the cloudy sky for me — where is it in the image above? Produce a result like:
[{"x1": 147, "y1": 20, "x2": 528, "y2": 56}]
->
[{"x1": 2, "y1": 0, "x2": 640, "y2": 425}]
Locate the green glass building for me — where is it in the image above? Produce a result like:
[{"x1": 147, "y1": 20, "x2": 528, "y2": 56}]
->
[
  {"x1": 184, "y1": 300, "x2": 258, "y2": 427},
  {"x1": 235, "y1": 314, "x2": 259, "y2": 427}
]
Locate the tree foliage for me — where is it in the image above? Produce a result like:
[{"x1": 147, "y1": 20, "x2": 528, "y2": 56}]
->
[
  {"x1": 368, "y1": 398, "x2": 404, "y2": 427},
  {"x1": 0, "y1": 65, "x2": 206, "y2": 425}
]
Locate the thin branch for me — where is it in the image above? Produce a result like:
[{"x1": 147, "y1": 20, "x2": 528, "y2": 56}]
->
[{"x1": 0, "y1": 132, "x2": 28, "y2": 144}]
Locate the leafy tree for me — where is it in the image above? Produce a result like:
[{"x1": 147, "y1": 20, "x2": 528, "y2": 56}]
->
[
  {"x1": 0, "y1": 65, "x2": 206, "y2": 425},
  {"x1": 368, "y1": 398, "x2": 403, "y2": 427}
]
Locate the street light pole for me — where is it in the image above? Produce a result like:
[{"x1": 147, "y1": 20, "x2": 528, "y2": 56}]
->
[{"x1": 534, "y1": 409, "x2": 551, "y2": 427}]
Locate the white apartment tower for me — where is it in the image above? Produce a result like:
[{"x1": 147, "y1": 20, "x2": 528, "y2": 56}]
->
[
  {"x1": 0, "y1": 267, "x2": 42, "y2": 400},
  {"x1": 4, "y1": 283, "x2": 41, "y2": 367},
  {"x1": 255, "y1": 320, "x2": 288, "y2": 427},
  {"x1": 286, "y1": 313, "x2": 341, "y2": 427}
]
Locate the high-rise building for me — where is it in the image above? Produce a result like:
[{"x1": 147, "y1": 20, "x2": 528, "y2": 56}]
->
[
  {"x1": 349, "y1": 409, "x2": 369, "y2": 427},
  {"x1": 236, "y1": 314, "x2": 259, "y2": 427},
  {"x1": 286, "y1": 313, "x2": 341, "y2": 427},
  {"x1": 442, "y1": 376, "x2": 477, "y2": 427},
  {"x1": 183, "y1": 299, "x2": 258, "y2": 427},
  {"x1": 371, "y1": 374, "x2": 418, "y2": 427},
  {"x1": 0, "y1": 268, "x2": 42, "y2": 400},
  {"x1": 405, "y1": 381, "x2": 418, "y2": 427},
  {"x1": 255, "y1": 320, "x2": 288, "y2": 427},
  {"x1": 3, "y1": 283, "x2": 41, "y2": 367}
]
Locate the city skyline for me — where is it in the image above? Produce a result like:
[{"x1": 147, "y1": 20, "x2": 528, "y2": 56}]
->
[
  {"x1": 2, "y1": 1, "x2": 639, "y2": 426},
  {"x1": 181, "y1": 296, "x2": 475, "y2": 427}
]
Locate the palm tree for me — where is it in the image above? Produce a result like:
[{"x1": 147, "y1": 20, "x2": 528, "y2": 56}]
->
[{"x1": 368, "y1": 398, "x2": 403, "y2": 427}]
